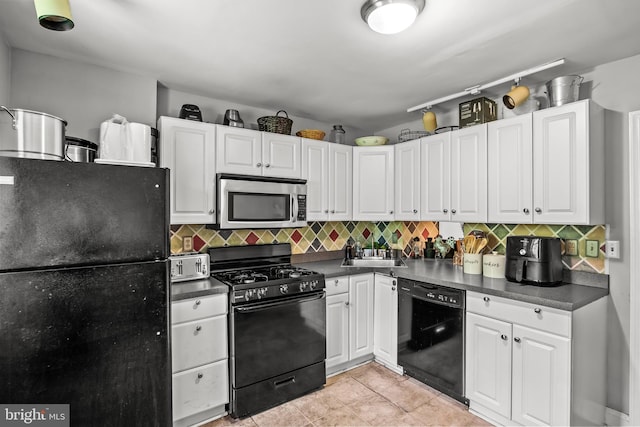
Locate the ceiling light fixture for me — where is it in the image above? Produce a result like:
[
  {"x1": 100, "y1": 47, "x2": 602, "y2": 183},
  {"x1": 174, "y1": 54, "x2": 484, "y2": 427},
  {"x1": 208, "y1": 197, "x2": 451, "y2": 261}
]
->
[
  {"x1": 407, "y1": 58, "x2": 565, "y2": 112},
  {"x1": 361, "y1": 0, "x2": 425, "y2": 35},
  {"x1": 34, "y1": 0, "x2": 74, "y2": 31},
  {"x1": 503, "y1": 78, "x2": 530, "y2": 109}
]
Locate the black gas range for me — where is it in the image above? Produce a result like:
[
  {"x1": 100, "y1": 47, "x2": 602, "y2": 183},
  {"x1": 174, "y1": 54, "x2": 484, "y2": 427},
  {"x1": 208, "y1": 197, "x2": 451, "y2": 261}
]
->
[{"x1": 208, "y1": 243, "x2": 326, "y2": 418}]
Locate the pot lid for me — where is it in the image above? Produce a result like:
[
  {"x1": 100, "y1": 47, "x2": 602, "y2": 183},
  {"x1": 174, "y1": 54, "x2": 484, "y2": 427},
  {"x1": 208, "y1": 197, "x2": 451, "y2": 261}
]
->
[{"x1": 65, "y1": 136, "x2": 98, "y2": 151}]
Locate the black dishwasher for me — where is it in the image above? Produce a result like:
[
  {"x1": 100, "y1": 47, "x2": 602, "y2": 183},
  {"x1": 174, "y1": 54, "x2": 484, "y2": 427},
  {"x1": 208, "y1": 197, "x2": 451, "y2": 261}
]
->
[{"x1": 397, "y1": 278, "x2": 467, "y2": 405}]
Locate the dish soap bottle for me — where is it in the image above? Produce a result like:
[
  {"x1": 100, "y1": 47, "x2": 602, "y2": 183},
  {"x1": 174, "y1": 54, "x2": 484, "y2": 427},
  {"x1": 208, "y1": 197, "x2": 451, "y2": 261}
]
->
[{"x1": 330, "y1": 125, "x2": 346, "y2": 144}]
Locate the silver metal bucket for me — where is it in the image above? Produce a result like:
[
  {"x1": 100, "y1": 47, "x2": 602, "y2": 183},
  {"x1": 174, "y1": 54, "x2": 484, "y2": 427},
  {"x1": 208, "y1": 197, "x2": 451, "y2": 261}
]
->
[
  {"x1": 545, "y1": 75, "x2": 583, "y2": 107},
  {"x1": 0, "y1": 106, "x2": 67, "y2": 160}
]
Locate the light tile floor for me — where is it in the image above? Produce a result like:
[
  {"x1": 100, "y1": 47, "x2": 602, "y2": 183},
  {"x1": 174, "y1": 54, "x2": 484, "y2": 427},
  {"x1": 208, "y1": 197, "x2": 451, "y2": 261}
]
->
[{"x1": 205, "y1": 362, "x2": 493, "y2": 427}]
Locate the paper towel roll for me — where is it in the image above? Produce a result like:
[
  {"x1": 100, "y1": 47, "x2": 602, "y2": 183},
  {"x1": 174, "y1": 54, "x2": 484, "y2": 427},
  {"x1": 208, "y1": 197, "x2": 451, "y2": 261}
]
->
[{"x1": 483, "y1": 252, "x2": 506, "y2": 278}]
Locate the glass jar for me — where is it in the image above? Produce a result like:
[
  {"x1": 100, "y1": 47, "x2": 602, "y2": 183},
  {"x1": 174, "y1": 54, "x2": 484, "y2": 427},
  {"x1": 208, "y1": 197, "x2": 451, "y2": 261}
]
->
[{"x1": 330, "y1": 125, "x2": 346, "y2": 144}]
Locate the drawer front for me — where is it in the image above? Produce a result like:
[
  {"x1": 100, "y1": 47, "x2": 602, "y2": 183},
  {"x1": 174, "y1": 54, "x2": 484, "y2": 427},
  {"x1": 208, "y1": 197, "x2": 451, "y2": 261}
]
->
[
  {"x1": 466, "y1": 291, "x2": 571, "y2": 337},
  {"x1": 172, "y1": 293, "x2": 227, "y2": 324},
  {"x1": 325, "y1": 276, "x2": 349, "y2": 296},
  {"x1": 172, "y1": 316, "x2": 227, "y2": 372},
  {"x1": 172, "y1": 359, "x2": 229, "y2": 422}
]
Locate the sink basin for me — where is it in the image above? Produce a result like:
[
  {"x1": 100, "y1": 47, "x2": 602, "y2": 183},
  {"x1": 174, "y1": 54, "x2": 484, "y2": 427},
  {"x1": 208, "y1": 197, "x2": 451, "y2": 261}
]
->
[{"x1": 341, "y1": 257, "x2": 407, "y2": 268}]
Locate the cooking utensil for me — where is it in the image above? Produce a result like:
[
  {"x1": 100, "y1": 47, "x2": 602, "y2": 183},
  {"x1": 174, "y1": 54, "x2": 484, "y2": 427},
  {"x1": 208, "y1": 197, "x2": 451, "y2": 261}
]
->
[
  {"x1": 474, "y1": 237, "x2": 488, "y2": 254},
  {"x1": 223, "y1": 109, "x2": 244, "y2": 128},
  {"x1": 65, "y1": 136, "x2": 98, "y2": 162},
  {"x1": 463, "y1": 235, "x2": 476, "y2": 253},
  {"x1": 354, "y1": 136, "x2": 389, "y2": 146},
  {"x1": 0, "y1": 106, "x2": 67, "y2": 160}
]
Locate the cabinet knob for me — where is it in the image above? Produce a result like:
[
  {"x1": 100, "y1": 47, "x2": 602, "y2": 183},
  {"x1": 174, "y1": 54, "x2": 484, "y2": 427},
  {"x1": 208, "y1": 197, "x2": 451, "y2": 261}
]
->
[
  {"x1": 443, "y1": 209, "x2": 448, "y2": 214},
  {"x1": 331, "y1": 210, "x2": 335, "y2": 213},
  {"x1": 451, "y1": 209, "x2": 457, "y2": 214},
  {"x1": 483, "y1": 296, "x2": 490, "y2": 302},
  {"x1": 501, "y1": 334, "x2": 508, "y2": 341},
  {"x1": 514, "y1": 337, "x2": 521, "y2": 343},
  {"x1": 345, "y1": 301, "x2": 350, "y2": 307},
  {"x1": 197, "y1": 372, "x2": 203, "y2": 379},
  {"x1": 334, "y1": 279, "x2": 339, "y2": 285},
  {"x1": 389, "y1": 210, "x2": 394, "y2": 214},
  {"x1": 265, "y1": 163, "x2": 271, "y2": 168},
  {"x1": 256, "y1": 162, "x2": 262, "y2": 167},
  {"x1": 195, "y1": 325, "x2": 202, "y2": 332},
  {"x1": 413, "y1": 209, "x2": 418, "y2": 213},
  {"x1": 523, "y1": 208, "x2": 530, "y2": 214},
  {"x1": 534, "y1": 308, "x2": 542, "y2": 314},
  {"x1": 209, "y1": 209, "x2": 215, "y2": 214},
  {"x1": 325, "y1": 210, "x2": 329, "y2": 213},
  {"x1": 392, "y1": 287, "x2": 396, "y2": 291},
  {"x1": 195, "y1": 299, "x2": 201, "y2": 306},
  {"x1": 535, "y1": 207, "x2": 542, "y2": 213}
]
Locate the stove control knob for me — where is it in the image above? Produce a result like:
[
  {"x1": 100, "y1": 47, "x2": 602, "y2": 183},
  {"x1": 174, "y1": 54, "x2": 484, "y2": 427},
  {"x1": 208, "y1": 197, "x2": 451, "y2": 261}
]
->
[
  {"x1": 299, "y1": 282, "x2": 308, "y2": 292},
  {"x1": 244, "y1": 290, "x2": 251, "y2": 301},
  {"x1": 258, "y1": 288, "x2": 268, "y2": 299},
  {"x1": 309, "y1": 280, "x2": 317, "y2": 290},
  {"x1": 279, "y1": 284, "x2": 289, "y2": 294}
]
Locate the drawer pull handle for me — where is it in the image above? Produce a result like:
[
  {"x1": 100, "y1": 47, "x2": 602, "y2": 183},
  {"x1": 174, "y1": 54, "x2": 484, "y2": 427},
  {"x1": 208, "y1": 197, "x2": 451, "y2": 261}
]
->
[
  {"x1": 195, "y1": 300, "x2": 201, "y2": 306},
  {"x1": 501, "y1": 334, "x2": 508, "y2": 341},
  {"x1": 195, "y1": 325, "x2": 202, "y2": 332},
  {"x1": 197, "y1": 372, "x2": 203, "y2": 379},
  {"x1": 483, "y1": 297, "x2": 490, "y2": 302},
  {"x1": 534, "y1": 308, "x2": 541, "y2": 314},
  {"x1": 514, "y1": 337, "x2": 521, "y2": 343},
  {"x1": 274, "y1": 376, "x2": 296, "y2": 388}
]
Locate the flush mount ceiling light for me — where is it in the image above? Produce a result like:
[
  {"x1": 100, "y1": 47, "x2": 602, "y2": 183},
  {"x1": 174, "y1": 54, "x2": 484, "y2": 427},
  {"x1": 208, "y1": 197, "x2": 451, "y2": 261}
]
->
[
  {"x1": 34, "y1": 0, "x2": 74, "y2": 31},
  {"x1": 361, "y1": 0, "x2": 425, "y2": 35}
]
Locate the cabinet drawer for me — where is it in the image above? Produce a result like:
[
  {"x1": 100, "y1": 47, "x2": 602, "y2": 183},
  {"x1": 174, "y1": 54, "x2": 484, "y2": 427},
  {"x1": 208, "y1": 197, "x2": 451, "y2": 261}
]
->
[
  {"x1": 172, "y1": 359, "x2": 229, "y2": 422},
  {"x1": 326, "y1": 276, "x2": 349, "y2": 296},
  {"x1": 172, "y1": 316, "x2": 227, "y2": 372},
  {"x1": 172, "y1": 293, "x2": 227, "y2": 324},
  {"x1": 466, "y1": 291, "x2": 571, "y2": 338}
]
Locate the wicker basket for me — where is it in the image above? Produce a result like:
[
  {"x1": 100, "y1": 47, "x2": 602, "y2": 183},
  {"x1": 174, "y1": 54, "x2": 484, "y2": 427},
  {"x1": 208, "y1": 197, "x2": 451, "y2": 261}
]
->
[
  {"x1": 257, "y1": 110, "x2": 293, "y2": 135},
  {"x1": 296, "y1": 129, "x2": 325, "y2": 140},
  {"x1": 398, "y1": 128, "x2": 431, "y2": 143}
]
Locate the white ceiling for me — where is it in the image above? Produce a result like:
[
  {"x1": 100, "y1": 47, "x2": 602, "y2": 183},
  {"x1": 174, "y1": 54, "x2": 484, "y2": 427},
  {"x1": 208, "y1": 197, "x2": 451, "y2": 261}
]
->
[{"x1": 1, "y1": 0, "x2": 639, "y2": 132}]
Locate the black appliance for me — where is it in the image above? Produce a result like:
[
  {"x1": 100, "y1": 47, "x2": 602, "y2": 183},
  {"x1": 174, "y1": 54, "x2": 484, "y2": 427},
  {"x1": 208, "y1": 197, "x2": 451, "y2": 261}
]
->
[
  {"x1": 397, "y1": 278, "x2": 467, "y2": 405},
  {"x1": 505, "y1": 236, "x2": 563, "y2": 285},
  {"x1": 0, "y1": 157, "x2": 171, "y2": 426},
  {"x1": 179, "y1": 103, "x2": 203, "y2": 121},
  {"x1": 208, "y1": 243, "x2": 326, "y2": 418}
]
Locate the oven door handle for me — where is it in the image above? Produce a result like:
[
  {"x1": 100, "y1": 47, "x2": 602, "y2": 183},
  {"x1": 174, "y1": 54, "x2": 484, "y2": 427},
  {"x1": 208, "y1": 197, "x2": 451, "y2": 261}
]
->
[{"x1": 235, "y1": 291, "x2": 325, "y2": 313}]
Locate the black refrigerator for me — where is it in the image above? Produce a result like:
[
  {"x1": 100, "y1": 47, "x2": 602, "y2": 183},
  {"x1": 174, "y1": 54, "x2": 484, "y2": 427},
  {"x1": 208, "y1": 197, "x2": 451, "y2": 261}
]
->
[{"x1": 0, "y1": 157, "x2": 171, "y2": 426}]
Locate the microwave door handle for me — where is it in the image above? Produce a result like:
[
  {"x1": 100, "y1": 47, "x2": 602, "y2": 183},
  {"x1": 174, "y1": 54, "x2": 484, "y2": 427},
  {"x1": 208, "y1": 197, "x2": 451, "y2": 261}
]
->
[{"x1": 292, "y1": 196, "x2": 297, "y2": 221}]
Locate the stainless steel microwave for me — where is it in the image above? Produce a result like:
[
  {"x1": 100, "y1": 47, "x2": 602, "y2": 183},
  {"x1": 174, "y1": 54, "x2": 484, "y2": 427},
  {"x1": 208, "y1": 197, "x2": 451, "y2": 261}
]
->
[{"x1": 215, "y1": 174, "x2": 307, "y2": 229}]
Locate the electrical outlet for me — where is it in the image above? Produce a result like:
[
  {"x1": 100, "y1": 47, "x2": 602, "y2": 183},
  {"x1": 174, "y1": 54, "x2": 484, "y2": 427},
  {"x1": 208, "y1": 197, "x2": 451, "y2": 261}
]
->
[
  {"x1": 606, "y1": 240, "x2": 620, "y2": 259},
  {"x1": 585, "y1": 240, "x2": 599, "y2": 258},
  {"x1": 564, "y1": 239, "x2": 578, "y2": 256},
  {"x1": 183, "y1": 236, "x2": 193, "y2": 252}
]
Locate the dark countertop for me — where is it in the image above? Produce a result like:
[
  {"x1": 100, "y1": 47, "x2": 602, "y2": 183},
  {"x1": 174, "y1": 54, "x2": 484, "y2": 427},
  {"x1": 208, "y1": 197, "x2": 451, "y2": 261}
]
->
[
  {"x1": 170, "y1": 277, "x2": 228, "y2": 301},
  {"x1": 294, "y1": 258, "x2": 609, "y2": 312}
]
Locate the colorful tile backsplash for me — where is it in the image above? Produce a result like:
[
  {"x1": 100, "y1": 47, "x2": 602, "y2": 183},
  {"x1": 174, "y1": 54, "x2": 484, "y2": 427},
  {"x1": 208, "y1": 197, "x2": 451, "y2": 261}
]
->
[{"x1": 463, "y1": 223, "x2": 606, "y2": 274}]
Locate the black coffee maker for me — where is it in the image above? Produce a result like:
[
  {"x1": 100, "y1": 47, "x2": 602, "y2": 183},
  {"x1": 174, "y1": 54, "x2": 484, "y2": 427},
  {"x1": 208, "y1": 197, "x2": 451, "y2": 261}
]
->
[{"x1": 505, "y1": 236, "x2": 563, "y2": 286}]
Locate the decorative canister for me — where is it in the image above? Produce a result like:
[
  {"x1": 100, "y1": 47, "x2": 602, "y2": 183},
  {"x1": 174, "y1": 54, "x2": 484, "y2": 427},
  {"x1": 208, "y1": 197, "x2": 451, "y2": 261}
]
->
[
  {"x1": 463, "y1": 253, "x2": 483, "y2": 275},
  {"x1": 483, "y1": 252, "x2": 506, "y2": 278}
]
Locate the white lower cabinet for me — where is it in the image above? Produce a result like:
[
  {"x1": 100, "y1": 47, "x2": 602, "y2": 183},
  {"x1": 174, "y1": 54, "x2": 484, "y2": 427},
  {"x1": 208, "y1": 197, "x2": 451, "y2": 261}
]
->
[
  {"x1": 171, "y1": 294, "x2": 229, "y2": 427},
  {"x1": 325, "y1": 274, "x2": 374, "y2": 375},
  {"x1": 465, "y1": 291, "x2": 607, "y2": 426},
  {"x1": 373, "y1": 273, "x2": 399, "y2": 372}
]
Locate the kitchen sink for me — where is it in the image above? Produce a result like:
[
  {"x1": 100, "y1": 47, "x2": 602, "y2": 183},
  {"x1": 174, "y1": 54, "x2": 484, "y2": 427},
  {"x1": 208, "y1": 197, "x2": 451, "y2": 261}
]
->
[{"x1": 340, "y1": 257, "x2": 408, "y2": 268}]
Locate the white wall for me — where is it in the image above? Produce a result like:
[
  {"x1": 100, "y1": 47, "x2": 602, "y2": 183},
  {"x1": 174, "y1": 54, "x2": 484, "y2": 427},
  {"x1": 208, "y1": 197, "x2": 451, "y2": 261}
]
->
[
  {"x1": 157, "y1": 86, "x2": 367, "y2": 142},
  {"x1": 376, "y1": 53, "x2": 640, "y2": 415},
  {"x1": 0, "y1": 32, "x2": 10, "y2": 103},
  {"x1": 10, "y1": 49, "x2": 157, "y2": 144}
]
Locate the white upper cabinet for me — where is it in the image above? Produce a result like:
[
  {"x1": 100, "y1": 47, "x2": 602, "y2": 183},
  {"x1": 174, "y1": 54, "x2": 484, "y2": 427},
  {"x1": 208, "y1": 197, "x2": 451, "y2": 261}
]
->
[
  {"x1": 158, "y1": 116, "x2": 216, "y2": 225},
  {"x1": 353, "y1": 146, "x2": 394, "y2": 221},
  {"x1": 450, "y1": 124, "x2": 488, "y2": 223},
  {"x1": 394, "y1": 139, "x2": 421, "y2": 220},
  {"x1": 302, "y1": 140, "x2": 352, "y2": 221},
  {"x1": 488, "y1": 114, "x2": 533, "y2": 223},
  {"x1": 216, "y1": 126, "x2": 301, "y2": 179},
  {"x1": 420, "y1": 133, "x2": 451, "y2": 221},
  {"x1": 532, "y1": 99, "x2": 604, "y2": 224}
]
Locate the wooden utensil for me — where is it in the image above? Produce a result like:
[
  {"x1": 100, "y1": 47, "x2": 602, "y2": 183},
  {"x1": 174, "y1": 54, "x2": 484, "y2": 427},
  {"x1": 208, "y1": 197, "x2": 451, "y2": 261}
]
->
[
  {"x1": 474, "y1": 237, "x2": 488, "y2": 254},
  {"x1": 463, "y1": 235, "x2": 476, "y2": 254}
]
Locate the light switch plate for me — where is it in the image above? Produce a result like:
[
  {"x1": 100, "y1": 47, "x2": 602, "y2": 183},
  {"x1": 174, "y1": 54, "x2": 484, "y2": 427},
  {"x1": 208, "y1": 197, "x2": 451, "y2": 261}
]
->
[{"x1": 585, "y1": 240, "x2": 599, "y2": 258}]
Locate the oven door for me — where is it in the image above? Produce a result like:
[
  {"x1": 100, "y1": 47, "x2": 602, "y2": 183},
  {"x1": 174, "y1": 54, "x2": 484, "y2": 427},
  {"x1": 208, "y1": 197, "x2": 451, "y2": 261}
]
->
[
  {"x1": 230, "y1": 290, "x2": 326, "y2": 388},
  {"x1": 217, "y1": 175, "x2": 307, "y2": 229}
]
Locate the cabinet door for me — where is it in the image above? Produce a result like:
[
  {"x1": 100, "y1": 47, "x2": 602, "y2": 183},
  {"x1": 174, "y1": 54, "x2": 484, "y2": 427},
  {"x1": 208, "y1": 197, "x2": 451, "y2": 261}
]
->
[
  {"x1": 465, "y1": 312, "x2": 512, "y2": 420},
  {"x1": 158, "y1": 117, "x2": 216, "y2": 224},
  {"x1": 373, "y1": 274, "x2": 398, "y2": 366},
  {"x1": 262, "y1": 133, "x2": 302, "y2": 179},
  {"x1": 329, "y1": 144, "x2": 353, "y2": 221},
  {"x1": 353, "y1": 146, "x2": 394, "y2": 221},
  {"x1": 302, "y1": 139, "x2": 329, "y2": 221},
  {"x1": 450, "y1": 125, "x2": 487, "y2": 222},
  {"x1": 326, "y1": 292, "x2": 349, "y2": 368},
  {"x1": 488, "y1": 114, "x2": 533, "y2": 223},
  {"x1": 511, "y1": 324, "x2": 571, "y2": 427},
  {"x1": 420, "y1": 133, "x2": 451, "y2": 221},
  {"x1": 532, "y1": 100, "x2": 590, "y2": 224},
  {"x1": 349, "y1": 274, "x2": 374, "y2": 359},
  {"x1": 394, "y1": 140, "x2": 421, "y2": 220},
  {"x1": 216, "y1": 126, "x2": 262, "y2": 175}
]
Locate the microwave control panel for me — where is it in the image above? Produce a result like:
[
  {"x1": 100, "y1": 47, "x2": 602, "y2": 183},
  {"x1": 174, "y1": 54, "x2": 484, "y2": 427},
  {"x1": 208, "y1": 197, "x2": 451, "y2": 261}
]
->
[{"x1": 297, "y1": 195, "x2": 306, "y2": 221}]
